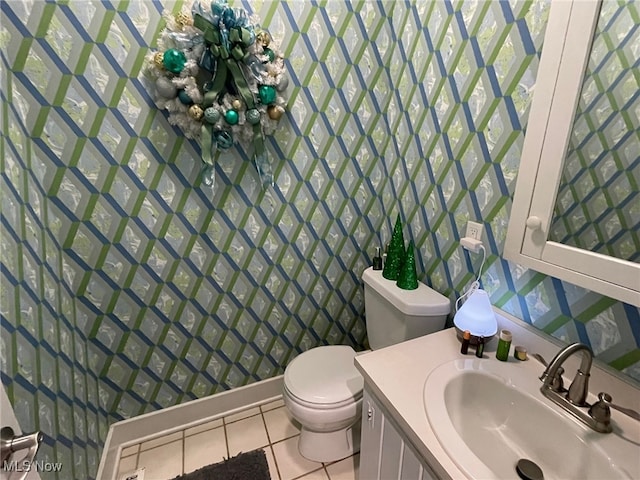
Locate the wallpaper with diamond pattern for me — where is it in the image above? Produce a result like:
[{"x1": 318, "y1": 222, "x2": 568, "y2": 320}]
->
[
  {"x1": 1, "y1": 1, "x2": 639, "y2": 479},
  {"x1": 550, "y1": 0, "x2": 639, "y2": 261}
]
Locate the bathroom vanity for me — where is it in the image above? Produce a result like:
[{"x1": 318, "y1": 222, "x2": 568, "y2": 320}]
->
[
  {"x1": 354, "y1": 309, "x2": 640, "y2": 480},
  {"x1": 359, "y1": 387, "x2": 437, "y2": 480}
]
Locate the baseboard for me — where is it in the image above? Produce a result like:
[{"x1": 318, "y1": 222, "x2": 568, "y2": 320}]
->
[{"x1": 97, "y1": 375, "x2": 284, "y2": 480}]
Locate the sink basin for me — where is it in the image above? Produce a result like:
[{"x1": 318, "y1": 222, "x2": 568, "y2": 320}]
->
[{"x1": 424, "y1": 359, "x2": 638, "y2": 479}]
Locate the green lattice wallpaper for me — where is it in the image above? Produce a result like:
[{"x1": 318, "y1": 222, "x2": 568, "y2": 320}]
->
[{"x1": 1, "y1": 1, "x2": 639, "y2": 479}]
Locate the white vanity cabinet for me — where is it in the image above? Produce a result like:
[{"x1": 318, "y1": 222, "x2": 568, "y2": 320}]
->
[{"x1": 359, "y1": 387, "x2": 438, "y2": 480}]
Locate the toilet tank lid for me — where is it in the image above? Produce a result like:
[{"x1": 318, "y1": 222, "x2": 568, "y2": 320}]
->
[{"x1": 362, "y1": 267, "x2": 451, "y2": 316}]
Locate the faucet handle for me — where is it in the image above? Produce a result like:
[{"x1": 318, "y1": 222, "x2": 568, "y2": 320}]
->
[
  {"x1": 589, "y1": 392, "x2": 640, "y2": 423},
  {"x1": 548, "y1": 367, "x2": 565, "y2": 392},
  {"x1": 533, "y1": 353, "x2": 565, "y2": 392}
]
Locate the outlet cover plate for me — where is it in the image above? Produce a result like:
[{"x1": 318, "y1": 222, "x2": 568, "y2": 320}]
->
[{"x1": 466, "y1": 221, "x2": 483, "y2": 240}]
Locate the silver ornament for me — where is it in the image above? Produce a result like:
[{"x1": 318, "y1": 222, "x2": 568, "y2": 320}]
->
[
  {"x1": 155, "y1": 77, "x2": 177, "y2": 98},
  {"x1": 204, "y1": 107, "x2": 220, "y2": 124},
  {"x1": 275, "y1": 74, "x2": 289, "y2": 92},
  {"x1": 246, "y1": 108, "x2": 261, "y2": 125}
]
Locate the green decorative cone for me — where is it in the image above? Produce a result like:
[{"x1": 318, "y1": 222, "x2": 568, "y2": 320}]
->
[
  {"x1": 382, "y1": 214, "x2": 405, "y2": 280},
  {"x1": 397, "y1": 241, "x2": 419, "y2": 290}
]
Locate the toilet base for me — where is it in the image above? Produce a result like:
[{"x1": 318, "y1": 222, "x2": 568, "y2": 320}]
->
[{"x1": 298, "y1": 418, "x2": 361, "y2": 463}]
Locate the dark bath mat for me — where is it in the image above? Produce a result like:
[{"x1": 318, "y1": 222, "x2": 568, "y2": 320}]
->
[{"x1": 171, "y1": 449, "x2": 271, "y2": 480}]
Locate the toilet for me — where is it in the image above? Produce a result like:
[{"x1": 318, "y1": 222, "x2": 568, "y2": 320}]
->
[{"x1": 283, "y1": 266, "x2": 451, "y2": 462}]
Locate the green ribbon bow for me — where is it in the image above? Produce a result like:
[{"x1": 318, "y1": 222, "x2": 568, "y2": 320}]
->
[{"x1": 194, "y1": 13, "x2": 270, "y2": 187}]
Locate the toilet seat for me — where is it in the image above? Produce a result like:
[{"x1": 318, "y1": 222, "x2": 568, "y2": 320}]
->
[
  {"x1": 284, "y1": 345, "x2": 364, "y2": 408},
  {"x1": 284, "y1": 384, "x2": 361, "y2": 410}
]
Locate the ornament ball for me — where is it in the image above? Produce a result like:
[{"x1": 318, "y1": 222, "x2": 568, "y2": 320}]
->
[
  {"x1": 155, "y1": 77, "x2": 177, "y2": 98},
  {"x1": 204, "y1": 107, "x2": 220, "y2": 124},
  {"x1": 225, "y1": 109, "x2": 239, "y2": 125},
  {"x1": 257, "y1": 31, "x2": 271, "y2": 47},
  {"x1": 163, "y1": 49, "x2": 187, "y2": 74},
  {"x1": 267, "y1": 105, "x2": 285, "y2": 120},
  {"x1": 153, "y1": 52, "x2": 165, "y2": 68},
  {"x1": 176, "y1": 12, "x2": 193, "y2": 27},
  {"x1": 178, "y1": 89, "x2": 193, "y2": 105},
  {"x1": 232, "y1": 99, "x2": 242, "y2": 110},
  {"x1": 275, "y1": 75, "x2": 289, "y2": 92},
  {"x1": 189, "y1": 105, "x2": 204, "y2": 120},
  {"x1": 259, "y1": 85, "x2": 277, "y2": 105},
  {"x1": 263, "y1": 48, "x2": 275, "y2": 62},
  {"x1": 246, "y1": 108, "x2": 261, "y2": 125}
]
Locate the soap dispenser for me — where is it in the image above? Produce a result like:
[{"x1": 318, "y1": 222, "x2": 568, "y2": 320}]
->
[{"x1": 372, "y1": 247, "x2": 382, "y2": 270}]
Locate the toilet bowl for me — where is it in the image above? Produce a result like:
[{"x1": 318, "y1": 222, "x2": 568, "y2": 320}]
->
[
  {"x1": 283, "y1": 345, "x2": 363, "y2": 462},
  {"x1": 283, "y1": 266, "x2": 451, "y2": 462}
]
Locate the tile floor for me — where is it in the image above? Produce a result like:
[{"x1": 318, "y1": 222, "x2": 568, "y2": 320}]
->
[{"x1": 116, "y1": 397, "x2": 359, "y2": 480}]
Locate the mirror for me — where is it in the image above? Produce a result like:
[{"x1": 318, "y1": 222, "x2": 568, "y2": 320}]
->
[
  {"x1": 504, "y1": 0, "x2": 640, "y2": 306},
  {"x1": 548, "y1": 0, "x2": 640, "y2": 263}
]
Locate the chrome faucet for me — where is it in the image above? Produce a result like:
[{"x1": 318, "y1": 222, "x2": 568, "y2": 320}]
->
[
  {"x1": 538, "y1": 343, "x2": 640, "y2": 433},
  {"x1": 537, "y1": 343, "x2": 610, "y2": 432},
  {"x1": 540, "y1": 342, "x2": 593, "y2": 406}
]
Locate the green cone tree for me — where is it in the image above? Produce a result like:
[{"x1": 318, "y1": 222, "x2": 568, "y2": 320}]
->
[
  {"x1": 397, "y1": 240, "x2": 419, "y2": 290},
  {"x1": 382, "y1": 214, "x2": 405, "y2": 280}
]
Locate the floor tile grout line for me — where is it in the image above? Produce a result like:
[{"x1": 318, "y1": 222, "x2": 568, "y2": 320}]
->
[
  {"x1": 263, "y1": 406, "x2": 304, "y2": 445},
  {"x1": 267, "y1": 444, "x2": 282, "y2": 480},
  {"x1": 270, "y1": 432, "x2": 301, "y2": 448},
  {"x1": 226, "y1": 412, "x2": 262, "y2": 423},
  {"x1": 260, "y1": 409, "x2": 284, "y2": 480},
  {"x1": 260, "y1": 398, "x2": 285, "y2": 414},
  {"x1": 134, "y1": 444, "x2": 140, "y2": 471},
  {"x1": 183, "y1": 419, "x2": 224, "y2": 438},
  {"x1": 322, "y1": 459, "x2": 334, "y2": 479},
  {"x1": 261, "y1": 409, "x2": 274, "y2": 445},
  {"x1": 139, "y1": 432, "x2": 184, "y2": 453},
  {"x1": 290, "y1": 465, "x2": 327, "y2": 480},
  {"x1": 181, "y1": 428, "x2": 185, "y2": 475},
  {"x1": 222, "y1": 416, "x2": 230, "y2": 459},
  {"x1": 223, "y1": 407, "x2": 263, "y2": 425}
]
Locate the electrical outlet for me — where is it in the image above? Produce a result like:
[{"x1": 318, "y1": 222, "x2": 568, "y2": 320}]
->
[{"x1": 466, "y1": 221, "x2": 483, "y2": 241}]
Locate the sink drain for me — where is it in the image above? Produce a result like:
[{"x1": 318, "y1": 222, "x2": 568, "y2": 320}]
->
[{"x1": 516, "y1": 459, "x2": 544, "y2": 480}]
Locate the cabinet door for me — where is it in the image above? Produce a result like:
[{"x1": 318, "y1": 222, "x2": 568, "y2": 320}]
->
[
  {"x1": 379, "y1": 415, "x2": 403, "y2": 479},
  {"x1": 359, "y1": 388, "x2": 439, "y2": 480},
  {"x1": 400, "y1": 441, "x2": 423, "y2": 479},
  {"x1": 359, "y1": 389, "x2": 384, "y2": 480},
  {"x1": 401, "y1": 440, "x2": 438, "y2": 480}
]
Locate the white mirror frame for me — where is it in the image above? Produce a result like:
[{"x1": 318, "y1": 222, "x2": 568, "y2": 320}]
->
[{"x1": 504, "y1": 0, "x2": 640, "y2": 306}]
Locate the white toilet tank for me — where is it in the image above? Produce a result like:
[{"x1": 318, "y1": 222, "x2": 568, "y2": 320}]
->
[{"x1": 362, "y1": 266, "x2": 451, "y2": 349}]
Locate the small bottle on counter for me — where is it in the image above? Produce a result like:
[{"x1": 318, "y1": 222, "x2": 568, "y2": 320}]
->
[
  {"x1": 460, "y1": 330, "x2": 471, "y2": 355},
  {"x1": 475, "y1": 335, "x2": 485, "y2": 358},
  {"x1": 495, "y1": 329, "x2": 512, "y2": 361},
  {"x1": 514, "y1": 346, "x2": 528, "y2": 361},
  {"x1": 372, "y1": 247, "x2": 383, "y2": 270}
]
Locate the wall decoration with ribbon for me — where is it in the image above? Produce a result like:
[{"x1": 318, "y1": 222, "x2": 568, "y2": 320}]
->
[{"x1": 144, "y1": 0, "x2": 289, "y2": 192}]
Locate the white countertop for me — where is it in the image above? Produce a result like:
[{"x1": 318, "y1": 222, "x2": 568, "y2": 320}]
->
[{"x1": 354, "y1": 308, "x2": 640, "y2": 479}]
